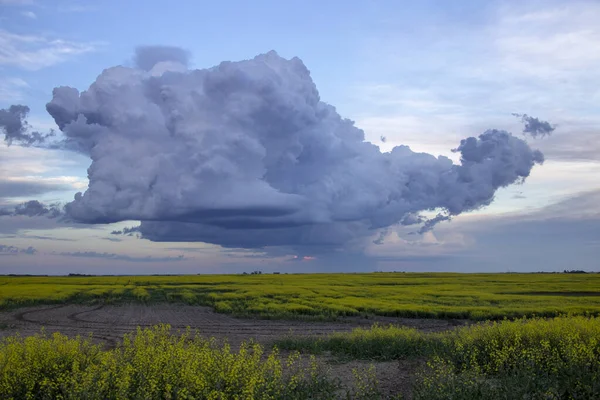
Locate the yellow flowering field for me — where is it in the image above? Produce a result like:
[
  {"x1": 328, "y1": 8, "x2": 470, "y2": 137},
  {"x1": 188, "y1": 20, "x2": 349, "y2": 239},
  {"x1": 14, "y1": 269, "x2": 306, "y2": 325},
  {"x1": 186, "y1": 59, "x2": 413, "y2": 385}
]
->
[
  {"x1": 1, "y1": 273, "x2": 599, "y2": 320},
  {"x1": 0, "y1": 325, "x2": 347, "y2": 399},
  {"x1": 278, "y1": 316, "x2": 600, "y2": 399},
  {"x1": 2, "y1": 316, "x2": 598, "y2": 399}
]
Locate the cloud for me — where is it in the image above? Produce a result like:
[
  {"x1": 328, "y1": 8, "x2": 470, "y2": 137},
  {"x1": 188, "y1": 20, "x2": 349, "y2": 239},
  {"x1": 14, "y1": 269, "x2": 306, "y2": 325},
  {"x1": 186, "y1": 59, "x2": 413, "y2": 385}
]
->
[
  {"x1": 0, "y1": 78, "x2": 29, "y2": 102},
  {"x1": 288, "y1": 255, "x2": 316, "y2": 262},
  {"x1": 57, "y1": 3, "x2": 98, "y2": 13},
  {"x1": 134, "y1": 45, "x2": 190, "y2": 71},
  {"x1": 0, "y1": 200, "x2": 62, "y2": 217},
  {"x1": 0, "y1": 0, "x2": 34, "y2": 4},
  {"x1": 102, "y1": 237, "x2": 122, "y2": 242},
  {"x1": 14, "y1": 199, "x2": 61, "y2": 217},
  {"x1": 0, "y1": 243, "x2": 36, "y2": 255},
  {"x1": 21, "y1": 10, "x2": 36, "y2": 19},
  {"x1": 495, "y1": 3, "x2": 600, "y2": 78},
  {"x1": 0, "y1": 29, "x2": 97, "y2": 70},
  {"x1": 0, "y1": 215, "x2": 61, "y2": 234},
  {"x1": 530, "y1": 189, "x2": 600, "y2": 220},
  {"x1": 39, "y1": 49, "x2": 545, "y2": 254},
  {"x1": 20, "y1": 234, "x2": 75, "y2": 241},
  {"x1": 354, "y1": 1, "x2": 598, "y2": 165},
  {"x1": 417, "y1": 213, "x2": 451, "y2": 234},
  {"x1": 425, "y1": 190, "x2": 600, "y2": 272},
  {"x1": 0, "y1": 105, "x2": 55, "y2": 146},
  {"x1": 110, "y1": 226, "x2": 140, "y2": 236},
  {"x1": 512, "y1": 113, "x2": 555, "y2": 138},
  {"x1": 0, "y1": 141, "x2": 64, "y2": 174},
  {"x1": 363, "y1": 189, "x2": 600, "y2": 272},
  {"x1": 530, "y1": 121, "x2": 600, "y2": 162},
  {"x1": 58, "y1": 251, "x2": 185, "y2": 263},
  {"x1": 0, "y1": 179, "x2": 71, "y2": 198},
  {"x1": 0, "y1": 198, "x2": 93, "y2": 235}
]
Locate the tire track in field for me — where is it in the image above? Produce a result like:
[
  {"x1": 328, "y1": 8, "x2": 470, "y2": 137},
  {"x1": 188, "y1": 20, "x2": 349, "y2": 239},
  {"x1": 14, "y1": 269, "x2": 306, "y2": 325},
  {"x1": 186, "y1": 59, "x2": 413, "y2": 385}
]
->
[
  {"x1": 11, "y1": 305, "x2": 120, "y2": 348},
  {"x1": 13, "y1": 305, "x2": 67, "y2": 323},
  {"x1": 4, "y1": 304, "x2": 457, "y2": 350},
  {"x1": 64, "y1": 311, "x2": 355, "y2": 338},
  {"x1": 66, "y1": 304, "x2": 105, "y2": 322},
  {"x1": 65, "y1": 305, "x2": 119, "y2": 348}
]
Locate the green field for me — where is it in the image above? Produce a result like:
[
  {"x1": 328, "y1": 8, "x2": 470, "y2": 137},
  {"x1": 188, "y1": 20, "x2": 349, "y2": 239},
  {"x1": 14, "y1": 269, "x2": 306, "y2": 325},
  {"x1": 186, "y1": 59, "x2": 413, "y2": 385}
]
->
[{"x1": 1, "y1": 273, "x2": 599, "y2": 320}]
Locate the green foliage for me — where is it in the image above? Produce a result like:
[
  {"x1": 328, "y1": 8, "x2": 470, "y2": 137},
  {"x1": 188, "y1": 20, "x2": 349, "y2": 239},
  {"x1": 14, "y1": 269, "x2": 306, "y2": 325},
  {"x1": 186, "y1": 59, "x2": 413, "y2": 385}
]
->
[
  {"x1": 278, "y1": 324, "x2": 439, "y2": 360},
  {"x1": 1, "y1": 273, "x2": 600, "y2": 320},
  {"x1": 0, "y1": 325, "x2": 343, "y2": 399},
  {"x1": 277, "y1": 316, "x2": 600, "y2": 399},
  {"x1": 348, "y1": 365, "x2": 381, "y2": 400},
  {"x1": 415, "y1": 316, "x2": 600, "y2": 399}
]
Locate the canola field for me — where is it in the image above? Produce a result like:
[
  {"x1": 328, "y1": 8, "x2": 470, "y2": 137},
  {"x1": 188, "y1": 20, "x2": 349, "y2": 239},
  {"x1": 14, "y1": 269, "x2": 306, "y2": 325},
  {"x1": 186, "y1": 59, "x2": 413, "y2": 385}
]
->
[
  {"x1": 277, "y1": 316, "x2": 600, "y2": 399},
  {"x1": 2, "y1": 274, "x2": 600, "y2": 399},
  {"x1": 2, "y1": 316, "x2": 598, "y2": 399},
  {"x1": 1, "y1": 273, "x2": 599, "y2": 320}
]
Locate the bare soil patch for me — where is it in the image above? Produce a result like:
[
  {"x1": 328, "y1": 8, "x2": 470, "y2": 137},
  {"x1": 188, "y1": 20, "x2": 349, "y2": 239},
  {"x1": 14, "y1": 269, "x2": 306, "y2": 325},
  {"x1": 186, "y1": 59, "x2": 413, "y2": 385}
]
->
[{"x1": 0, "y1": 303, "x2": 462, "y2": 398}]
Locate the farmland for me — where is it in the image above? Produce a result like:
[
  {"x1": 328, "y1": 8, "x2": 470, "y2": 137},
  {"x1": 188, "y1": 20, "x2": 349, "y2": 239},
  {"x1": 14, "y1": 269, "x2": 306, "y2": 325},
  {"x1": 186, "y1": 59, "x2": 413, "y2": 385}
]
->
[
  {"x1": 1, "y1": 273, "x2": 600, "y2": 399},
  {"x1": 277, "y1": 316, "x2": 600, "y2": 399},
  {"x1": 1, "y1": 273, "x2": 600, "y2": 320}
]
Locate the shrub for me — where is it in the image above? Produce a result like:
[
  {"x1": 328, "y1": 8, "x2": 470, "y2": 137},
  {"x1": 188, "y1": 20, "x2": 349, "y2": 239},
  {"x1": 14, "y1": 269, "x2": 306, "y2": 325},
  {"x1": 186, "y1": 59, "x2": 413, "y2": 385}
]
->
[{"x1": 0, "y1": 325, "x2": 341, "y2": 399}]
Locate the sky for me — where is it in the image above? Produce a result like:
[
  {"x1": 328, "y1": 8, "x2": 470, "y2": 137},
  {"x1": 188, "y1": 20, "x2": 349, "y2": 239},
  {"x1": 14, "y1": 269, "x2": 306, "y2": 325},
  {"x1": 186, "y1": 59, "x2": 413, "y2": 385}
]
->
[{"x1": 0, "y1": 0, "x2": 598, "y2": 275}]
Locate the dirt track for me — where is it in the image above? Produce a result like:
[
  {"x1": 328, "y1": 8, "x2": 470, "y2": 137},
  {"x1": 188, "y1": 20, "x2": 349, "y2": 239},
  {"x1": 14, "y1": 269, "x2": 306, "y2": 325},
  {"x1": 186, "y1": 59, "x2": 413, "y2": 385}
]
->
[
  {"x1": 0, "y1": 303, "x2": 463, "y2": 348},
  {"x1": 0, "y1": 304, "x2": 466, "y2": 398}
]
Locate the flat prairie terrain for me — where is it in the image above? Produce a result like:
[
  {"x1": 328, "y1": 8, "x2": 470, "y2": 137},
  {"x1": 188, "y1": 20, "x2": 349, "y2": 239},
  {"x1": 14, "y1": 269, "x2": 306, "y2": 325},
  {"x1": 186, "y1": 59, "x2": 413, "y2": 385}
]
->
[
  {"x1": 0, "y1": 303, "x2": 457, "y2": 397},
  {"x1": 0, "y1": 303, "x2": 462, "y2": 348},
  {"x1": 1, "y1": 273, "x2": 599, "y2": 399},
  {"x1": 1, "y1": 272, "x2": 599, "y2": 319}
]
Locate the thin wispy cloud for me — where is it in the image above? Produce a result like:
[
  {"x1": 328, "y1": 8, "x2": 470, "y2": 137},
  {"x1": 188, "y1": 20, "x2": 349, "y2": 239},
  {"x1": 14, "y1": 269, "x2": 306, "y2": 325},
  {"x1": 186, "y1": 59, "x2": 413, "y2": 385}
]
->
[
  {"x1": 0, "y1": 29, "x2": 98, "y2": 70},
  {"x1": 21, "y1": 11, "x2": 36, "y2": 19},
  {"x1": 0, "y1": 77, "x2": 29, "y2": 102},
  {"x1": 58, "y1": 3, "x2": 98, "y2": 13},
  {"x1": 0, "y1": 141, "x2": 88, "y2": 176},
  {"x1": 20, "y1": 234, "x2": 75, "y2": 241},
  {"x1": 495, "y1": 4, "x2": 600, "y2": 78},
  {"x1": 353, "y1": 0, "x2": 600, "y2": 169},
  {"x1": 0, "y1": 178, "x2": 73, "y2": 199},
  {"x1": 102, "y1": 237, "x2": 122, "y2": 242},
  {"x1": 0, "y1": 0, "x2": 35, "y2": 4}
]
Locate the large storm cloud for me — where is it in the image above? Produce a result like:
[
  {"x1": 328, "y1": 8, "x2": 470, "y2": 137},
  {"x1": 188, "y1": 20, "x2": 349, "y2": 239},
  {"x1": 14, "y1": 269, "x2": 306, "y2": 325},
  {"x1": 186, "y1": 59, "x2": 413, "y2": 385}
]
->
[{"x1": 40, "y1": 48, "x2": 544, "y2": 252}]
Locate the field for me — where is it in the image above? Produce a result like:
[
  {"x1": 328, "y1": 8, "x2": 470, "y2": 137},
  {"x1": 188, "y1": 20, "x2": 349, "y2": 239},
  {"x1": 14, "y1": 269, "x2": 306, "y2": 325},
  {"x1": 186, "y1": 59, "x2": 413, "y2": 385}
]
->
[
  {"x1": 1, "y1": 273, "x2": 599, "y2": 399},
  {"x1": 277, "y1": 316, "x2": 600, "y2": 399},
  {"x1": 1, "y1": 273, "x2": 600, "y2": 320}
]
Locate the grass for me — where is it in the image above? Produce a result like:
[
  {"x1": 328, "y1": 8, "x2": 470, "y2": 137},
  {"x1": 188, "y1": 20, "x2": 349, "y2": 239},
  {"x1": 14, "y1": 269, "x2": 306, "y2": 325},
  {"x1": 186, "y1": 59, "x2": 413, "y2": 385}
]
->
[
  {"x1": 277, "y1": 324, "x2": 442, "y2": 360},
  {"x1": 277, "y1": 316, "x2": 600, "y2": 399},
  {"x1": 1, "y1": 273, "x2": 600, "y2": 320}
]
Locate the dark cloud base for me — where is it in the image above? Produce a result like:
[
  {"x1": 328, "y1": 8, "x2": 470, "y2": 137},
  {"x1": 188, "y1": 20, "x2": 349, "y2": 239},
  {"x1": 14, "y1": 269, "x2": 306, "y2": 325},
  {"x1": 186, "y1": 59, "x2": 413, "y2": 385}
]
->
[
  {"x1": 3, "y1": 49, "x2": 548, "y2": 257},
  {"x1": 58, "y1": 251, "x2": 185, "y2": 263}
]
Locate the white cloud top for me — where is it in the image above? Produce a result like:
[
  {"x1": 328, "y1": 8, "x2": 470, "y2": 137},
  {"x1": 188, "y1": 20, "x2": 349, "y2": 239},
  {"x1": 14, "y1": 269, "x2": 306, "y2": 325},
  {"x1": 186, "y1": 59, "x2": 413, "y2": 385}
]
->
[{"x1": 40, "y1": 49, "x2": 545, "y2": 252}]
